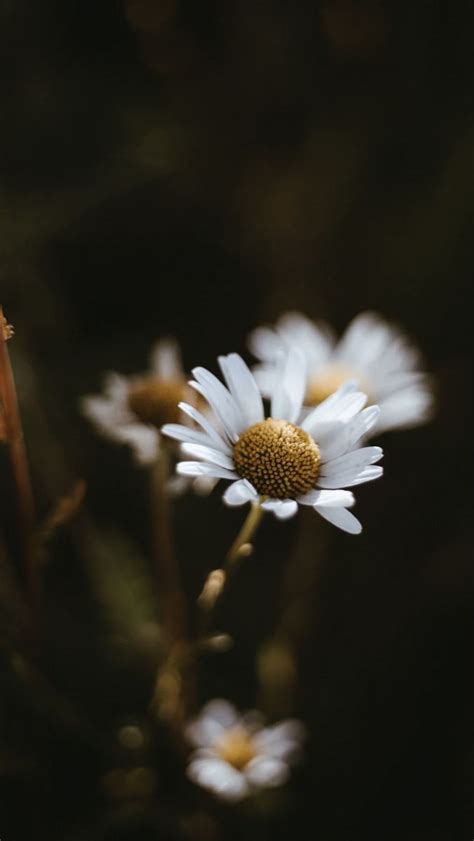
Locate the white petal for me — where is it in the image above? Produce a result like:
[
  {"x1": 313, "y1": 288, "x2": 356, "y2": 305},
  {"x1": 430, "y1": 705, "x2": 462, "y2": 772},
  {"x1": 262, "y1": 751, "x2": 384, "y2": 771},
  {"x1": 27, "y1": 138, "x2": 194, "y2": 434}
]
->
[
  {"x1": 248, "y1": 325, "x2": 286, "y2": 362},
  {"x1": 297, "y1": 489, "x2": 355, "y2": 508},
  {"x1": 103, "y1": 372, "x2": 130, "y2": 400},
  {"x1": 177, "y1": 402, "x2": 231, "y2": 453},
  {"x1": 180, "y1": 443, "x2": 235, "y2": 470},
  {"x1": 223, "y1": 479, "x2": 258, "y2": 507},
  {"x1": 149, "y1": 338, "x2": 183, "y2": 379},
  {"x1": 261, "y1": 499, "x2": 298, "y2": 519},
  {"x1": 315, "y1": 505, "x2": 362, "y2": 534},
  {"x1": 191, "y1": 367, "x2": 244, "y2": 441},
  {"x1": 271, "y1": 348, "x2": 306, "y2": 424},
  {"x1": 162, "y1": 423, "x2": 227, "y2": 452},
  {"x1": 315, "y1": 406, "x2": 381, "y2": 461},
  {"x1": 187, "y1": 758, "x2": 249, "y2": 802},
  {"x1": 116, "y1": 424, "x2": 159, "y2": 465},
  {"x1": 301, "y1": 380, "x2": 362, "y2": 434},
  {"x1": 276, "y1": 312, "x2": 336, "y2": 367},
  {"x1": 193, "y1": 475, "x2": 219, "y2": 496},
  {"x1": 245, "y1": 756, "x2": 289, "y2": 789},
  {"x1": 254, "y1": 720, "x2": 305, "y2": 761},
  {"x1": 252, "y1": 363, "x2": 278, "y2": 399},
  {"x1": 375, "y1": 386, "x2": 434, "y2": 434},
  {"x1": 321, "y1": 446, "x2": 383, "y2": 476},
  {"x1": 177, "y1": 462, "x2": 237, "y2": 481},
  {"x1": 317, "y1": 464, "x2": 383, "y2": 489},
  {"x1": 201, "y1": 699, "x2": 241, "y2": 728},
  {"x1": 218, "y1": 354, "x2": 264, "y2": 427}
]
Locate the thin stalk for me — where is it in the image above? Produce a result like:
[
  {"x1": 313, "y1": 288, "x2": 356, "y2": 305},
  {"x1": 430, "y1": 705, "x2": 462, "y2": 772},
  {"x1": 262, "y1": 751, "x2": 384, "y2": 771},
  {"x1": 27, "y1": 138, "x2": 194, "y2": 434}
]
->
[
  {"x1": 149, "y1": 443, "x2": 194, "y2": 726},
  {"x1": 0, "y1": 308, "x2": 38, "y2": 620},
  {"x1": 150, "y1": 443, "x2": 186, "y2": 643},
  {"x1": 198, "y1": 500, "x2": 265, "y2": 611}
]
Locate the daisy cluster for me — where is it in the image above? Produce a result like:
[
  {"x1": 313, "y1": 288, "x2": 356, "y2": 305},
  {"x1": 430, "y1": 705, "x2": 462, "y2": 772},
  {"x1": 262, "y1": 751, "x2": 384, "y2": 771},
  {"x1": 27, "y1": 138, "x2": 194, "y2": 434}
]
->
[{"x1": 79, "y1": 310, "x2": 433, "y2": 802}]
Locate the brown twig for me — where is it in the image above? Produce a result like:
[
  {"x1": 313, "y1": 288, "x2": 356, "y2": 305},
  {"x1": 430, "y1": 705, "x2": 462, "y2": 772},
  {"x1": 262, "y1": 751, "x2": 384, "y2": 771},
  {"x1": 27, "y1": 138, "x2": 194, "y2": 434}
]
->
[{"x1": 0, "y1": 307, "x2": 38, "y2": 621}]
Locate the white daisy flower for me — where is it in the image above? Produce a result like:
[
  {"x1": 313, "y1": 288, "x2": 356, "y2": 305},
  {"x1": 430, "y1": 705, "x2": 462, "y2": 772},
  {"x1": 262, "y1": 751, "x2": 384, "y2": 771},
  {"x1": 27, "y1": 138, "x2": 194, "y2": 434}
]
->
[
  {"x1": 249, "y1": 311, "x2": 434, "y2": 435},
  {"x1": 185, "y1": 699, "x2": 304, "y2": 802},
  {"x1": 162, "y1": 350, "x2": 383, "y2": 534},
  {"x1": 80, "y1": 339, "x2": 199, "y2": 467}
]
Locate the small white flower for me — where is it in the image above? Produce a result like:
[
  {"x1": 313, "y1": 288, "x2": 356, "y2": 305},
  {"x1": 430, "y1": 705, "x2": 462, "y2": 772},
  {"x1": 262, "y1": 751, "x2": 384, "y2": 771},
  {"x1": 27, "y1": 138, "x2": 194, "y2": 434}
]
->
[
  {"x1": 185, "y1": 699, "x2": 304, "y2": 802},
  {"x1": 80, "y1": 339, "x2": 197, "y2": 467},
  {"x1": 249, "y1": 311, "x2": 434, "y2": 435},
  {"x1": 162, "y1": 350, "x2": 383, "y2": 534}
]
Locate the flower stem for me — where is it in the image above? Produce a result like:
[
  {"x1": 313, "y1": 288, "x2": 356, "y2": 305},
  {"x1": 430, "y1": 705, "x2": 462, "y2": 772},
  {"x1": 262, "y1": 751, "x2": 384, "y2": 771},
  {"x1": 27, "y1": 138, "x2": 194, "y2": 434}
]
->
[
  {"x1": 198, "y1": 500, "x2": 265, "y2": 611},
  {"x1": 0, "y1": 308, "x2": 38, "y2": 624},
  {"x1": 225, "y1": 500, "x2": 265, "y2": 570},
  {"x1": 149, "y1": 443, "x2": 195, "y2": 727},
  {"x1": 150, "y1": 443, "x2": 186, "y2": 644}
]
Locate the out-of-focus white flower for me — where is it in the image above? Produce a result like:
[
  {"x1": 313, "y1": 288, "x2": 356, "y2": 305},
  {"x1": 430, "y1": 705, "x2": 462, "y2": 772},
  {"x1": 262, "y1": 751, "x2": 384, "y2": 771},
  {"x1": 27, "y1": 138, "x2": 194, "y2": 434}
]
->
[
  {"x1": 185, "y1": 699, "x2": 304, "y2": 802},
  {"x1": 80, "y1": 339, "x2": 197, "y2": 467},
  {"x1": 249, "y1": 311, "x2": 434, "y2": 435},
  {"x1": 162, "y1": 350, "x2": 383, "y2": 533}
]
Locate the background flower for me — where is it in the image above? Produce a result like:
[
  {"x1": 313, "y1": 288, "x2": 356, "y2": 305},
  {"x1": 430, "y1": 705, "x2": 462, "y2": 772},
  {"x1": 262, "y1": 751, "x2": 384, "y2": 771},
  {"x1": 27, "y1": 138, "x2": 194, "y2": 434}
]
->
[
  {"x1": 186, "y1": 699, "x2": 304, "y2": 802},
  {"x1": 81, "y1": 338, "x2": 194, "y2": 466},
  {"x1": 249, "y1": 311, "x2": 434, "y2": 435}
]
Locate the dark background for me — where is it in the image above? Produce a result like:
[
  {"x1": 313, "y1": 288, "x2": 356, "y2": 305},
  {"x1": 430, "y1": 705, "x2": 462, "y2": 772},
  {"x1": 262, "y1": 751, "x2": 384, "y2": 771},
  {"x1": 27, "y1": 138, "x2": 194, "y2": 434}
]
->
[{"x1": 1, "y1": 1, "x2": 474, "y2": 839}]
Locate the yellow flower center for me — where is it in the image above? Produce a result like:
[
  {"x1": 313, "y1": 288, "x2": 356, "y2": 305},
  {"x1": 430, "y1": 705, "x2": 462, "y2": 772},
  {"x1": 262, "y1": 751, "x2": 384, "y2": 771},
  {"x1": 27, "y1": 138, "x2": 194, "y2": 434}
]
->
[
  {"x1": 233, "y1": 418, "x2": 320, "y2": 498},
  {"x1": 215, "y1": 727, "x2": 256, "y2": 771},
  {"x1": 306, "y1": 365, "x2": 367, "y2": 405},
  {"x1": 127, "y1": 378, "x2": 187, "y2": 427}
]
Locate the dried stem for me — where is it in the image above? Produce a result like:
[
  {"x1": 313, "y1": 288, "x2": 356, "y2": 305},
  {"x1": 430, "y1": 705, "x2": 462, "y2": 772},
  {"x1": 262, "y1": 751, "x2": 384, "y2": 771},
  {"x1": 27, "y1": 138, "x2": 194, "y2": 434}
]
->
[
  {"x1": 149, "y1": 443, "x2": 194, "y2": 726},
  {"x1": 0, "y1": 308, "x2": 38, "y2": 621},
  {"x1": 150, "y1": 443, "x2": 187, "y2": 643},
  {"x1": 198, "y1": 500, "x2": 265, "y2": 611}
]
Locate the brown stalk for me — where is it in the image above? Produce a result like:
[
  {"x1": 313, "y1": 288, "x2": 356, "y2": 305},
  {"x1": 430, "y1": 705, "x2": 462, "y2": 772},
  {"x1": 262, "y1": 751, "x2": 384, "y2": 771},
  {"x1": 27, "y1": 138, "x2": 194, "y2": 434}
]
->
[{"x1": 0, "y1": 307, "x2": 38, "y2": 622}]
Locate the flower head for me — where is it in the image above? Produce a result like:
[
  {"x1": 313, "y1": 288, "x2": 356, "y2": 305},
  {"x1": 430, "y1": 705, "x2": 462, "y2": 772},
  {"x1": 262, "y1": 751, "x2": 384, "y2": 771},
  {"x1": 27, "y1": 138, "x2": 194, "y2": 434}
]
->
[
  {"x1": 185, "y1": 699, "x2": 304, "y2": 802},
  {"x1": 162, "y1": 349, "x2": 383, "y2": 533},
  {"x1": 80, "y1": 339, "x2": 196, "y2": 466},
  {"x1": 249, "y1": 311, "x2": 433, "y2": 435}
]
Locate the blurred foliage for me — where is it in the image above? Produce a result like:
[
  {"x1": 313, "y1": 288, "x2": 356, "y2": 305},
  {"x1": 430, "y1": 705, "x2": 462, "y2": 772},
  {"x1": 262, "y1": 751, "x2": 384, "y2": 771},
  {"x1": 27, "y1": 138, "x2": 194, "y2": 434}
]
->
[{"x1": 1, "y1": 1, "x2": 474, "y2": 839}]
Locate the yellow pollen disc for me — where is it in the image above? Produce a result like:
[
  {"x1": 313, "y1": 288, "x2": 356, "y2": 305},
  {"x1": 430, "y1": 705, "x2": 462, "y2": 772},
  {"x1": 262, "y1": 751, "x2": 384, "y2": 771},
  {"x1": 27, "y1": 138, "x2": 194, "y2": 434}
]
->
[
  {"x1": 233, "y1": 418, "x2": 320, "y2": 498},
  {"x1": 215, "y1": 727, "x2": 256, "y2": 771},
  {"x1": 306, "y1": 365, "x2": 368, "y2": 406},
  {"x1": 127, "y1": 377, "x2": 187, "y2": 427}
]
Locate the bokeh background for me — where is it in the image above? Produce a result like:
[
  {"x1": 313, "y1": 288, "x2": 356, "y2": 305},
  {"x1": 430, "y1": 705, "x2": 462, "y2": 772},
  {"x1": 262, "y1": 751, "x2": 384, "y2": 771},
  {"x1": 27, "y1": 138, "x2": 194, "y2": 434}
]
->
[{"x1": 1, "y1": 1, "x2": 474, "y2": 839}]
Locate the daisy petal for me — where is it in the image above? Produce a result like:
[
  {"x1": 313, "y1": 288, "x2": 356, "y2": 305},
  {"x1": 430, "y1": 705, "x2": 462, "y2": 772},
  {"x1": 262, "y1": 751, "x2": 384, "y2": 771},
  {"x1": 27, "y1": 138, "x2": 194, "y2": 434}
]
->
[
  {"x1": 271, "y1": 348, "x2": 306, "y2": 424},
  {"x1": 320, "y1": 446, "x2": 383, "y2": 477},
  {"x1": 245, "y1": 756, "x2": 289, "y2": 789},
  {"x1": 162, "y1": 423, "x2": 224, "y2": 451},
  {"x1": 261, "y1": 499, "x2": 298, "y2": 519},
  {"x1": 301, "y1": 381, "x2": 361, "y2": 434},
  {"x1": 191, "y1": 367, "x2": 244, "y2": 441},
  {"x1": 314, "y1": 505, "x2": 362, "y2": 534},
  {"x1": 177, "y1": 462, "x2": 237, "y2": 481},
  {"x1": 223, "y1": 479, "x2": 258, "y2": 507},
  {"x1": 187, "y1": 758, "x2": 248, "y2": 802},
  {"x1": 297, "y1": 489, "x2": 355, "y2": 508},
  {"x1": 180, "y1": 443, "x2": 235, "y2": 470},
  {"x1": 218, "y1": 354, "x2": 264, "y2": 427},
  {"x1": 201, "y1": 699, "x2": 240, "y2": 728},
  {"x1": 317, "y1": 464, "x2": 383, "y2": 488},
  {"x1": 248, "y1": 325, "x2": 286, "y2": 362},
  {"x1": 149, "y1": 338, "x2": 183, "y2": 379},
  {"x1": 178, "y1": 402, "x2": 231, "y2": 453}
]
